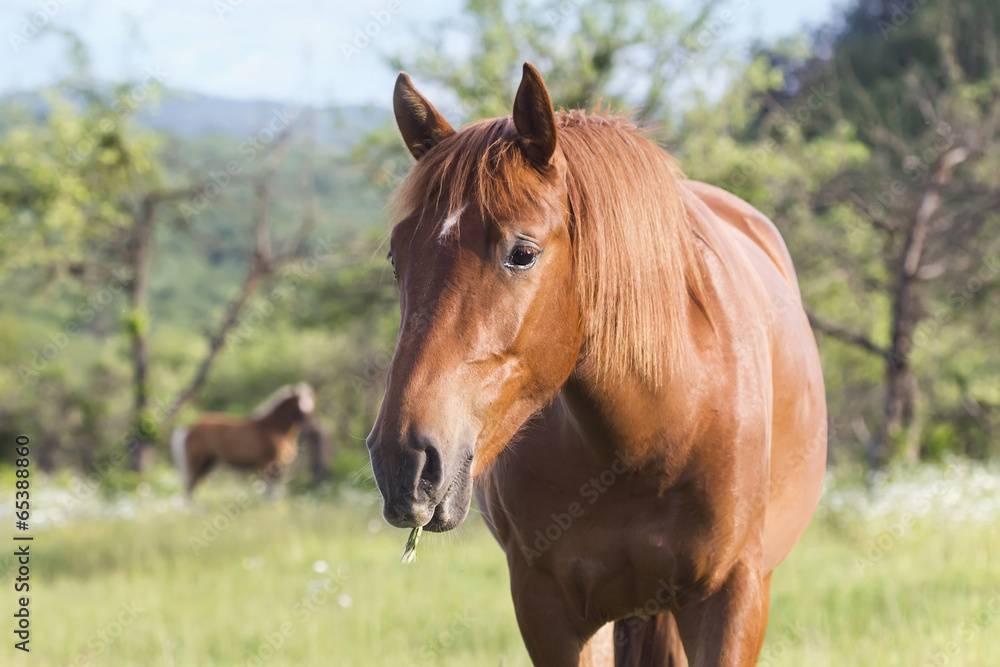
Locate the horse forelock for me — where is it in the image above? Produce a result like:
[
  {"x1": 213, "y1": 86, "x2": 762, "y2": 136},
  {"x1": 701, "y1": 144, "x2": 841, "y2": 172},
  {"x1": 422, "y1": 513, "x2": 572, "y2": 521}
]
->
[
  {"x1": 389, "y1": 117, "x2": 549, "y2": 233},
  {"x1": 389, "y1": 110, "x2": 713, "y2": 385}
]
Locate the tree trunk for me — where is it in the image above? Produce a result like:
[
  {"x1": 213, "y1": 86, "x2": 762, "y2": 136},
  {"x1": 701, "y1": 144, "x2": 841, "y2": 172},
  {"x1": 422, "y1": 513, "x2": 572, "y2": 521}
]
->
[
  {"x1": 121, "y1": 136, "x2": 298, "y2": 474},
  {"x1": 868, "y1": 183, "x2": 940, "y2": 467},
  {"x1": 163, "y1": 268, "x2": 265, "y2": 422},
  {"x1": 128, "y1": 198, "x2": 155, "y2": 473},
  {"x1": 875, "y1": 351, "x2": 919, "y2": 466}
]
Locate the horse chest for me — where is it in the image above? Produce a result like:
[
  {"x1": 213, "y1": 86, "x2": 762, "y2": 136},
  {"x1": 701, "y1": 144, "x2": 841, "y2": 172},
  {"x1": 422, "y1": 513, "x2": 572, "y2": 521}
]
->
[{"x1": 495, "y1": 462, "x2": 748, "y2": 621}]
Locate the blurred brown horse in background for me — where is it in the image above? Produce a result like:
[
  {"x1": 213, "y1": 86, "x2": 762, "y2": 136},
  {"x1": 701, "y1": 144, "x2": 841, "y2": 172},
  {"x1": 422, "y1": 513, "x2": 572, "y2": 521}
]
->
[
  {"x1": 173, "y1": 383, "x2": 316, "y2": 498},
  {"x1": 366, "y1": 63, "x2": 827, "y2": 666}
]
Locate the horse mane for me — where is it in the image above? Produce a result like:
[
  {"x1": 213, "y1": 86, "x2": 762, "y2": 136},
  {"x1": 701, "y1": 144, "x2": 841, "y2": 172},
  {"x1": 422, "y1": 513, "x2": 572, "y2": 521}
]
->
[
  {"x1": 251, "y1": 383, "x2": 312, "y2": 419},
  {"x1": 390, "y1": 109, "x2": 712, "y2": 385}
]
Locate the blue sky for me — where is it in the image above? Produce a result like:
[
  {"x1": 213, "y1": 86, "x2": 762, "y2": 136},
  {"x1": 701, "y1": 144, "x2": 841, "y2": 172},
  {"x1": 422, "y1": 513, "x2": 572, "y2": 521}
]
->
[{"x1": 1, "y1": 0, "x2": 847, "y2": 107}]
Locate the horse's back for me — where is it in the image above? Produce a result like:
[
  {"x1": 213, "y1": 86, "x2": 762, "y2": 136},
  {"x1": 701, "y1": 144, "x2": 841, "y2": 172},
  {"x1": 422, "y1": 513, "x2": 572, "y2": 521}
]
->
[
  {"x1": 681, "y1": 181, "x2": 799, "y2": 293},
  {"x1": 683, "y1": 180, "x2": 827, "y2": 572},
  {"x1": 188, "y1": 414, "x2": 273, "y2": 468}
]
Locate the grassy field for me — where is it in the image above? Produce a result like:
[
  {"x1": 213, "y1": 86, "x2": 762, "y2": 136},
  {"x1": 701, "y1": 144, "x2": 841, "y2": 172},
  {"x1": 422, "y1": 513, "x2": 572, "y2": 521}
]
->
[{"x1": 1, "y1": 464, "x2": 999, "y2": 666}]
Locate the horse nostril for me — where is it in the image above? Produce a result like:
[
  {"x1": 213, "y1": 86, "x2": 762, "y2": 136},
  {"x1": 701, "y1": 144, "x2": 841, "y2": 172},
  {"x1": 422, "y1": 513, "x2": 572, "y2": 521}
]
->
[{"x1": 419, "y1": 441, "x2": 443, "y2": 493}]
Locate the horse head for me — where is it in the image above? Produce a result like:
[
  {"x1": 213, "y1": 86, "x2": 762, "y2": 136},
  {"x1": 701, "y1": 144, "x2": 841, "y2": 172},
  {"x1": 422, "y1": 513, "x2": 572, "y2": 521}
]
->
[{"x1": 366, "y1": 64, "x2": 583, "y2": 532}]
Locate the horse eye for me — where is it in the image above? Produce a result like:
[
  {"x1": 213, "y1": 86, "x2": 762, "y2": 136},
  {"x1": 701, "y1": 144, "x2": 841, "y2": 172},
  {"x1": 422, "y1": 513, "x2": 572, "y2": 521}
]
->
[
  {"x1": 388, "y1": 251, "x2": 397, "y2": 281},
  {"x1": 506, "y1": 246, "x2": 538, "y2": 270}
]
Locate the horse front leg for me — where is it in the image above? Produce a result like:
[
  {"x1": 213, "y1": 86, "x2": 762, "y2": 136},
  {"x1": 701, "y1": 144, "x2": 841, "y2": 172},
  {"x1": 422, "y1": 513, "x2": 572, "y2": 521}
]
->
[
  {"x1": 511, "y1": 567, "x2": 608, "y2": 667},
  {"x1": 673, "y1": 560, "x2": 768, "y2": 667},
  {"x1": 613, "y1": 612, "x2": 688, "y2": 667},
  {"x1": 260, "y1": 461, "x2": 284, "y2": 499}
]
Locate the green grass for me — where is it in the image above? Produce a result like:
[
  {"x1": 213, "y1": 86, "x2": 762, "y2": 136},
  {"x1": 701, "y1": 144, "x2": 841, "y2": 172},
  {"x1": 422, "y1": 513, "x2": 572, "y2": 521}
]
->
[{"x1": 1, "y1": 471, "x2": 999, "y2": 666}]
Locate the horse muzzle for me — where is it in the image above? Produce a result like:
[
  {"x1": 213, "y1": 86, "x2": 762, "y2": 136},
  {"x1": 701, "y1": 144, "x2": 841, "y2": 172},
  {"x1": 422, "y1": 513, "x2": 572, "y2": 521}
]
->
[{"x1": 367, "y1": 432, "x2": 474, "y2": 532}]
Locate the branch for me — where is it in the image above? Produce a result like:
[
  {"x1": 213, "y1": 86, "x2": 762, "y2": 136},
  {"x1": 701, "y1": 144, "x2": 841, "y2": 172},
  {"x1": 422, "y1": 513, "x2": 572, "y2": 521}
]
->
[
  {"x1": 252, "y1": 130, "x2": 295, "y2": 270},
  {"x1": 146, "y1": 186, "x2": 201, "y2": 204},
  {"x1": 806, "y1": 310, "x2": 888, "y2": 358},
  {"x1": 901, "y1": 147, "x2": 968, "y2": 279},
  {"x1": 936, "y1": 13, "x2": 966, "y2": 86},
  {"x1": 838, "y1": 58, "x2": 911, "y2": 159},
  {"x1": 808, "y1": 182, "x2": 900, "y2": 234},
  {"x1": 279, "y1": 116, "x2": 317, "y2": 259},
  {"x1": 164, "y1": 266, "x2": 266, "y2": 422},
  {"x1": 163, "y1": 131, "x2": 300, "y2": 423},
  {"x1": 915, "y1": 258, "x2": 948, "y2": 281}
]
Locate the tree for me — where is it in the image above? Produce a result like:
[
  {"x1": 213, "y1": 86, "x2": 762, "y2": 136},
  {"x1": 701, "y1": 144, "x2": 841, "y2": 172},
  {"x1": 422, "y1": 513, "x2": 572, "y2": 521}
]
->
[
  {"x1": 785, "y1": 0, "x2": 1000, "y2": 465},
  {"x1": 122, "y1": 114, "x2": 319, "y2": 473},
  {"x1": 0, "y1": 62, "x2": 320, "y2": 473},
  {"x1": 371, "y1": 0, "x2": 1000, "y2": 466},
  {"x1": 684, "y1": 0, "x2": 1000, "y2": 465},
  {"x1": 362, "y1": 0, "x2": 720, "y2": 185}
]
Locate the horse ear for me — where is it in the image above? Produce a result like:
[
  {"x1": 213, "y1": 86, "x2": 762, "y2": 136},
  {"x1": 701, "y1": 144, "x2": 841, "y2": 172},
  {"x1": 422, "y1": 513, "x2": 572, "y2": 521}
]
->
[
  {"x1": 393, "y1": 72, "x2": 455, "y2": 160},
  {"x1": 512, "y1": 62, "x2": 557, "y2": 169}
]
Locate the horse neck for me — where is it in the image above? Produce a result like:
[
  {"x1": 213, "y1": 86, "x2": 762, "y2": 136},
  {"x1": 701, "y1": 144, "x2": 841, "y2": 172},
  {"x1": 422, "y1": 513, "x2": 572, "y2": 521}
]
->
[
  {"x1": 558, "y1": 299, "x2": 706, "y2": 470},
  {"x1": 255, "y1": 400, "x2": 301, "y2": 434}
]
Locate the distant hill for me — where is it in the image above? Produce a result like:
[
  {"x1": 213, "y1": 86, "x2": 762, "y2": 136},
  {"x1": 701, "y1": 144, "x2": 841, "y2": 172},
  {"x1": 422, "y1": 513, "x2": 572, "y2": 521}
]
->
[
  {"x1": 138, "y1": 92, "x2": 390, "y2": 148},
  {"x1": 0, "y1": 88, "x2": 391, "y2": 148}
]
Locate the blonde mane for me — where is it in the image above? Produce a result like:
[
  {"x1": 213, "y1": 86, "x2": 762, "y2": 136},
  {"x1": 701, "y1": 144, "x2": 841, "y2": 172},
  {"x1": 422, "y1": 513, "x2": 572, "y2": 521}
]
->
[
  {"x1": 251, "y1": 383, "x2": 312, "y2": 418},
  {"x1": 391, "y1": 110, "x2": 711, "y2": 385}
]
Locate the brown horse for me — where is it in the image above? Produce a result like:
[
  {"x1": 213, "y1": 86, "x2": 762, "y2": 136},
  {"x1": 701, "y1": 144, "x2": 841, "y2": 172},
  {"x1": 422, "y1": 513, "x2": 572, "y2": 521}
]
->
[
  {"x1": 367, "y1": 63, "x2": 827, "y2": 666},
  {"x1": 173, "y1": 383, "x2": 316, "y2": 498}
]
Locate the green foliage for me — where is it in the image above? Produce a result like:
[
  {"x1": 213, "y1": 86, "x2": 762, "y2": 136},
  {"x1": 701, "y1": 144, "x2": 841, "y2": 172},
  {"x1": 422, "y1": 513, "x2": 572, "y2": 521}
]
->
[
  {"x1": 0, "y1": 70, "x2": 398, "y2": 478},
  {"x1": 360, "y1": 0, "x2": 722, "y2": 182},
  {"x1": 682, "y1": 0, "x2": 1000, "y2": 460},
  {"x1": 0, "y1": 86, "x2": 163, "y2": 277},
  {"x1": 390, "y1": 0, "x2": 713, "y2": 119},
  {"x1": 121, "y1": 308, "x2": 147, "y2": 337},
  {"x1": 3, "y1": 0, "x2": 998, "y2": 478}
]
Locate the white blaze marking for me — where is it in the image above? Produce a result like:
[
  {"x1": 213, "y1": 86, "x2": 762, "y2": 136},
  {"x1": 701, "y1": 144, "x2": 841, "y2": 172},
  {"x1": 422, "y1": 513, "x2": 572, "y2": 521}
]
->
[{"x1": 438, "y1": 204, "x2": 467, "y2": 242}]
